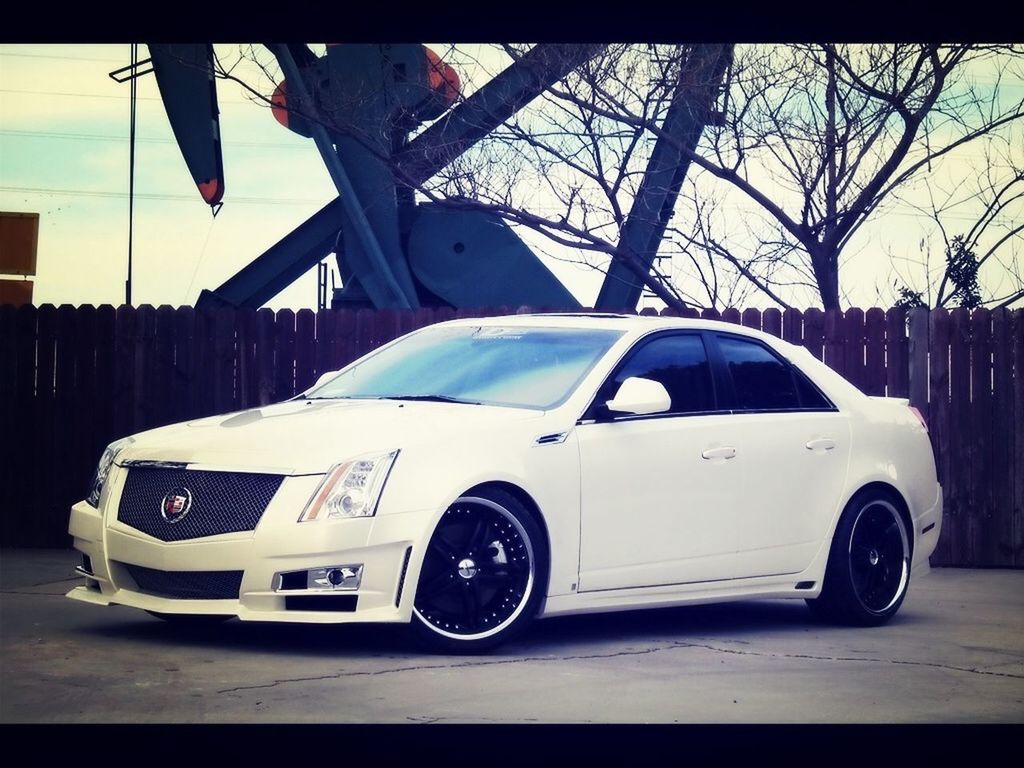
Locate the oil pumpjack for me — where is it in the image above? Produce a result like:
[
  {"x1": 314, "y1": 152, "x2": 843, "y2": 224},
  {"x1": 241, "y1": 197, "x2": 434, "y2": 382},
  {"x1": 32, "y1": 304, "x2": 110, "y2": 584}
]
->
[{"x1": 128, "y1": 43, "x2": 732, "y2": 311}]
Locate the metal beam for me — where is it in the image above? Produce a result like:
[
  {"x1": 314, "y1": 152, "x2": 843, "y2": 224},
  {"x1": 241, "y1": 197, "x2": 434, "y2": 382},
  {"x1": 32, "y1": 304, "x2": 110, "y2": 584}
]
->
[
  {"x1": 595, "y1": 44, "x2": 733, "y2": 312},
  {"x1": 200, "y1": 198, "x2": 343, "y2": 309},
  {"x1": 271, "y1": 44, "x2": 416, "y2": 310},
  {"x1": 394, "y1": 43, "x2": 606, "y2": 186},
  {"x1": 214, "y1": 44, "x2": 606, "y2": 309}
]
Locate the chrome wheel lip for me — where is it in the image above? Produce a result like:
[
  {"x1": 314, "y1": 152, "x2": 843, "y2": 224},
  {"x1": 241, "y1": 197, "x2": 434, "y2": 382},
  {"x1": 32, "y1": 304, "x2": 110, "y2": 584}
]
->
[
  {"x1": 414, "y1": 495, "x2": 536, "y2": 642},
  {"x1": 848, "y1": 500, "x2": 910, "y2": 615}
]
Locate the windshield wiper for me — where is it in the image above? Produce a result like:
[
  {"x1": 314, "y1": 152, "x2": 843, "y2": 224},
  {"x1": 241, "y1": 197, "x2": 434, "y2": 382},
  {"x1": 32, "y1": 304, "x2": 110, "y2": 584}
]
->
[{"x1": 382, "y1": 394, "x2": 481, "y2": 405}]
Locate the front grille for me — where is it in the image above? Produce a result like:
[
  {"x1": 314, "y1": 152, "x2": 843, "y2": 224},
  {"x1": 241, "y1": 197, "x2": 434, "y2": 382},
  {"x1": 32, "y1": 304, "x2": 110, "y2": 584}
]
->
[
  {"x1": 122, "y1": 563, "x2": 243, "y2": 600},
  {"x1": 117, "y1": 467, "x2": 284, "y2": 542}
]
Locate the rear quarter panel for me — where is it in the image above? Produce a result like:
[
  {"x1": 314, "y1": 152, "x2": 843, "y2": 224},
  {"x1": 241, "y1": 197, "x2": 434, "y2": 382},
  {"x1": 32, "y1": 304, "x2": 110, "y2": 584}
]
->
[{"x1": 841, "y1": 398, "x2": 941, "y2": 566}]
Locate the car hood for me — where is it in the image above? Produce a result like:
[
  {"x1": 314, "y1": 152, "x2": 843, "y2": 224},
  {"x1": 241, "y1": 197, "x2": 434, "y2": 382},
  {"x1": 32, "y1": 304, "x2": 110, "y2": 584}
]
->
[{"x1": 115, "y1": 398, "x2": 546, "y2": 475}]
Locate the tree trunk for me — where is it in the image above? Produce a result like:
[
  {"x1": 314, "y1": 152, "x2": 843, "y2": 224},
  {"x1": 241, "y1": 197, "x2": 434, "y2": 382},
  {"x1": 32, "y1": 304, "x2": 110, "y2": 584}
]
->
[{"x1": 810, "y1": 246, "x2": 841, "y2": 310}]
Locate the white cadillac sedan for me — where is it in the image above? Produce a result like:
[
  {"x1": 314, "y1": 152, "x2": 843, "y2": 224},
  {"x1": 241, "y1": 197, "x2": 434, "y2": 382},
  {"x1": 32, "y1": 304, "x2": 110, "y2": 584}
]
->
[{"x1": 67, "y1": 314, "x2": 942, "y2": 651}]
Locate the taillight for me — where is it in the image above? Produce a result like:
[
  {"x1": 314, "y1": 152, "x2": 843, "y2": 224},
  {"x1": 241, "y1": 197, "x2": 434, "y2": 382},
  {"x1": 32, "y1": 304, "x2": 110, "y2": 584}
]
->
[{"x1": 909, "y1": 406, "x2": 928, "y2": 432}]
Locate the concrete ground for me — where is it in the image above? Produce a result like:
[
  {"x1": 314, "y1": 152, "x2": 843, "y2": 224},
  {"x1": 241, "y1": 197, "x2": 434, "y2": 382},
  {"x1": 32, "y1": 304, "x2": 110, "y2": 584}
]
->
[{"x1": 1, "y1": 549, "x2": 1022, "y2": 723}]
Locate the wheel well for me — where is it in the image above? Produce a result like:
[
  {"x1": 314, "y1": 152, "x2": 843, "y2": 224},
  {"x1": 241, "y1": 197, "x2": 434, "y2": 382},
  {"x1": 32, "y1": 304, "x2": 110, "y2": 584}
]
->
[
  {"x1": 848, "y1": 481, "x2": 914, "y2": 559},
  {"x1": 463, "y1": 482, "x2": 551, "y2": 584}
]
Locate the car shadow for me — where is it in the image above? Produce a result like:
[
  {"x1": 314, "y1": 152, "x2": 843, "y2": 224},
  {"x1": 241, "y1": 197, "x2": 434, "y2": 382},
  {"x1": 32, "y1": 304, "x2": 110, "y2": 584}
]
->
[{"x1": 75, "y1": 597, "x2": 893, "y2": 659}]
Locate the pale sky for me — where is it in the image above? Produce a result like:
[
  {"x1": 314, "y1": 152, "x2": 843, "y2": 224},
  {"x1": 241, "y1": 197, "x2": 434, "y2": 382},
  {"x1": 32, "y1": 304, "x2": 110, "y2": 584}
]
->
[{"x1": 1, "y1": 44, "x2": 1021, "y2": 311}]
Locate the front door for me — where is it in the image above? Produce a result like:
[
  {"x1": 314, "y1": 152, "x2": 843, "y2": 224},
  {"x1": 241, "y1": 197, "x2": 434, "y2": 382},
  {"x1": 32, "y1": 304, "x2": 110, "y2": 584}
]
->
[{"x1": 576, "y1": 333, "x2": 740, "y2": 591}]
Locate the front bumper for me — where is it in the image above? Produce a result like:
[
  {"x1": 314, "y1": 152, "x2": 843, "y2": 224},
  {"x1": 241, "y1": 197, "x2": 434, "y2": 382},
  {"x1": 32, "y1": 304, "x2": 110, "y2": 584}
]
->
[{"x1": 67, "y1": 467, "x2": 433, "y2": 624}]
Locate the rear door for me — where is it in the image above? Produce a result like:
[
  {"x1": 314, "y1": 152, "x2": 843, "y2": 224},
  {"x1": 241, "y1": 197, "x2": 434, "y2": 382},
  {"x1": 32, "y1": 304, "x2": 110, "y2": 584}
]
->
[{"x1": 708, "y1": 333, "x2": 852, "y2": 578}]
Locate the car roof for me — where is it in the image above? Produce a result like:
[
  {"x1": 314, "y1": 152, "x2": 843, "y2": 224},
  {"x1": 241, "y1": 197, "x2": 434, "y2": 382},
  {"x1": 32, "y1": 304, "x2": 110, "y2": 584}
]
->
[{"x1": 438, "y1": 312, "x2": 784, "y2": 344}]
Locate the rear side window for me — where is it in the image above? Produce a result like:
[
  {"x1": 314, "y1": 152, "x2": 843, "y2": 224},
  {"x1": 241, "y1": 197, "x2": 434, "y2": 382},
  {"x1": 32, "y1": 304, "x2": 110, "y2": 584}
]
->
[
  {"x1": 600, "y1": 334, "x2": 715, "y2": 415},
  {"x1": 716, "y1": 335, "x2": 828, "y2": 411}
]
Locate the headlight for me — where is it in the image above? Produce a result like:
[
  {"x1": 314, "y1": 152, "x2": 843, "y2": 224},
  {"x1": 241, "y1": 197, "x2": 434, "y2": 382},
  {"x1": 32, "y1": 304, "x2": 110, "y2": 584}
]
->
[
  {"x1": 86, "y1": 437, "x2": 134, "y2": 507},
  {"x1": 298, "y1": 450, "x2": 399, "y2": 522}
]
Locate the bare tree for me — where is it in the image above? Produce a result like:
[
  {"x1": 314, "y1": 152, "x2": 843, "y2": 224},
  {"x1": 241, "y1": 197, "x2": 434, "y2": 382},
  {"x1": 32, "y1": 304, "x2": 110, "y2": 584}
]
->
[{"x1": 213, "y1": 43, "x2": 1024, "y2": 310}]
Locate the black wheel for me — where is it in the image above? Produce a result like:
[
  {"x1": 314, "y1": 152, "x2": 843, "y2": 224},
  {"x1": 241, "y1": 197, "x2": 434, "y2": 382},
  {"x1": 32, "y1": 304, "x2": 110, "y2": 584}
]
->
[
  {"x1": 411, "y1": 489, "x2": 547, "y2": 652},
  {"x1": 146, "y1": 611, "x2": 232, "y2": 626},
  {"x1": 807, "y1": 490, "x2": 911, "y2": 626}
]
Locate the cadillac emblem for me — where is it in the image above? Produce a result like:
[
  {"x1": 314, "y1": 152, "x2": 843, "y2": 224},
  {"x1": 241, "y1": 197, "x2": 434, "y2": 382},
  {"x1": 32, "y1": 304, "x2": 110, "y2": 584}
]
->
[{"x1": 160, "y1": 488, "x2": 193, "y2": 524}]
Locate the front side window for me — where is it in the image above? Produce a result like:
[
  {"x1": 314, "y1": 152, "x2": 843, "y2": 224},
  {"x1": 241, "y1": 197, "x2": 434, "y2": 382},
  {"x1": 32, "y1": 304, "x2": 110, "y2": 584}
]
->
[
  {"x1": 309, "y1": 325, "x2": 624, "y2": 410},
  {"x1": 597, "y1": 333, "x2": 715, "y2": 415}
]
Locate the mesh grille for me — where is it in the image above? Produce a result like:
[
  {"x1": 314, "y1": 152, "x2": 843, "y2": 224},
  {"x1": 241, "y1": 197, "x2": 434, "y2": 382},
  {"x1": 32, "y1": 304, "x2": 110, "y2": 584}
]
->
[
  {"x1": 117, "y1": 467, "x2": 284, "y2": 542},
  {"x1": 122, "y1": 563, "x2": 243, "y2": 600}
]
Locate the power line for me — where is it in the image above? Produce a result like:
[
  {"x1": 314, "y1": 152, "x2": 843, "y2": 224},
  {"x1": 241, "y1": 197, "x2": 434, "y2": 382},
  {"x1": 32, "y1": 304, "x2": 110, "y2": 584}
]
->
[
  {"x1": 0, "y1": 87, "x2": 255, "y2": 105},
  {"x1": 0, "y1": 51, "x2": 123, "y2": 63},
  {"x1": 0, "y1": 185, "x2": 327, "y2": 205},
  {"x1": 0, "y1": 128, "x2": 306, "y2": 150}
]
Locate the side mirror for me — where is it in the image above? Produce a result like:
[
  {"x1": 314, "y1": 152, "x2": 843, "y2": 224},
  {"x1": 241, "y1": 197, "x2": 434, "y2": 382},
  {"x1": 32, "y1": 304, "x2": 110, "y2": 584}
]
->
[{"x1": 605, "y1": 376, "x2": 671, "y2": 416}]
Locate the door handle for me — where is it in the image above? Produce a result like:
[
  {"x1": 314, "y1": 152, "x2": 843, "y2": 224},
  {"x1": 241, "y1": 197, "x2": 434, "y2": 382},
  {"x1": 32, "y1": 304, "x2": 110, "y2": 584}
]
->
[
  {"x1": 805, "y1": 438, "x2": 836, "y2": 452},
  {"x1": 701, "y1": 446, "x2": 737, "y2": 460}
]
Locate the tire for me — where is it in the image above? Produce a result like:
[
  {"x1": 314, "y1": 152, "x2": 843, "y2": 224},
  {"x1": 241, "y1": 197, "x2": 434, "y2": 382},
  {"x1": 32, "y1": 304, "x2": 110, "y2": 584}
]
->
[
  {"x1": 411, "y1": 489, "x2": 548, "y2": 653},
  {"x1": 146, "y1": 611, "x2": 232, "y2": 626},
  {"x1": 807, "y1": 489, "x2": 912, "y2": 626}
]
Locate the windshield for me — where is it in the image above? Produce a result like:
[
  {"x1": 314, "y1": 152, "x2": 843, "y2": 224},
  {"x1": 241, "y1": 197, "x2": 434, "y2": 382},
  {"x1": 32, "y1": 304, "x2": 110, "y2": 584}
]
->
[{"x1": 308, "y1": 325, "x2": 624, "y2": 410}]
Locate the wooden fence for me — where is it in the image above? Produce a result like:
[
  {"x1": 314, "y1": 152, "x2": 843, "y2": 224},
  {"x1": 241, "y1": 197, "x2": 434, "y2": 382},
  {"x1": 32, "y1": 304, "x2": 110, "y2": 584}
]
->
[{"x1": 1, "y1": 303, "x2": 1021, "y2": 567}]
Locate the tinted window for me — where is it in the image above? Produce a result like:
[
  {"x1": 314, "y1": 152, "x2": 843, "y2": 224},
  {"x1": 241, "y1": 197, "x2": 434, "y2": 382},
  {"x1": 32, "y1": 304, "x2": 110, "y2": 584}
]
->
[
  {"x1": 717, "y1": 336, "x2": 801, "y2": 411},
  {"x1": 599, "y1": 334, "x2": 714, "y2": 415},
  {"x1": 795, "y1": 368, "x2": 831, "y2": 409}
]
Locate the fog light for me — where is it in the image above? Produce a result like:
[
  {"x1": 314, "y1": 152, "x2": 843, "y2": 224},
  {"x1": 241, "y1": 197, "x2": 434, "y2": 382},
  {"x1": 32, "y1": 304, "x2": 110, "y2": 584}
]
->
[
  {"x1": 309, "y1": 565, "x2": 362, "y2": 590},
  {"x1": 273, "y1": 564, "x2": 364, "y2": 592}
]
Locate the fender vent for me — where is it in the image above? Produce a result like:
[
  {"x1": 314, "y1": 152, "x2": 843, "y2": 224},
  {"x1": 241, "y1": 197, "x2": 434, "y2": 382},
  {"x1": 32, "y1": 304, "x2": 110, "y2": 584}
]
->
[{"x1": 395, "y1": 546, "x2": 413, "y2": 607}]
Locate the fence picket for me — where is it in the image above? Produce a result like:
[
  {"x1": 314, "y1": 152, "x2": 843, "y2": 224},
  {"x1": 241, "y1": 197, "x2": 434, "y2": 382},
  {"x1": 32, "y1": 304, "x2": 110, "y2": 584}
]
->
[
  {"x1": 886, "y1": 308, "x2": 909, "y2": 399},
  {"x1": 741, "y1": 308, "x2": 761, "y2": 331},
  {"x1": 315, "y1": 309, "x2": 335, "y2": 380},
  {"x1": 30, "y1": 306, "x2": 55, "y2": 540},
  {"x1": 255, "y1": 308, "x2": 275, "y2": 406},
  {"x1": 33, "y1": 306, "x2": 56, "y2": 545},
  {"x1": 928, "y1": 310, "x2": 952, "y2": 566},
  {"x1": 1013, "y1": 311, "x2": 1024, "y2": 568},
  {"x1": 824, "y1": 310, "x2": 844, "y2": 375},
  {"x1": 153, "y1": 306, "x2": 176, "y2": 431},
  {"x1": 295, "y1": 309, "x2": 317, "y2": 393},
  {"x1": 53, "y1": 306, "x2": 78, "y2": 545},
  {"x1": 113, "y1": 305, "x2": 136, "y2": 440},
  {"x1": 970, "y1": 309, "x2": 995, "y2": 565},
  {"x1": 0, "y1": 306, "x2": 14, "y2": 528},
  {"x1": 803, "y1": 309, "x2": 824, "y2": 361},
  {"x1": 990, "y1": 309, "x2": 1015, "y2": 565},
  {"x1": 782, "y1": 308, "x2": 802, "y2": 346},
  {"x1": 274, "y1": 309, "x2": 296, "y2": 401},
  {"x1": 949, "y1": 308, "x2": 972, "y2": 565},
  {"x1": 71, "y1": 305, "x2": 98, "y2": 545},
  {"x1": 95, "y1": 305, "x2": 117, "y2": 459},
  {"x1": 864, "y1": 308, "x2": 885, "y2": 396}
]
